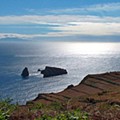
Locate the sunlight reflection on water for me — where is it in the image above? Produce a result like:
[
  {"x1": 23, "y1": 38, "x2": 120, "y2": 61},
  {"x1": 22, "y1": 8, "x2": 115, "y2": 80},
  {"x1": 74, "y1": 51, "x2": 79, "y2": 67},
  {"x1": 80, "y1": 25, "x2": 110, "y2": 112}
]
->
[
  {"x1": 0, "y1": 41, "x2": 120, "y2": 104},
  {"x1": 59, "y1": 42, "x2": 120, "y2": 55}
]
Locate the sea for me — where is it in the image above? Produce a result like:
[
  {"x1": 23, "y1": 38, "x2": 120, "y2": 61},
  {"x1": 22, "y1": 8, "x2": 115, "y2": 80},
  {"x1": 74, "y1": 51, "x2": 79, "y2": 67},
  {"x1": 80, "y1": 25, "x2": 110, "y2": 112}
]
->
[{"x1": 0, "y1": 40, "x2": 120, "y2": 104}]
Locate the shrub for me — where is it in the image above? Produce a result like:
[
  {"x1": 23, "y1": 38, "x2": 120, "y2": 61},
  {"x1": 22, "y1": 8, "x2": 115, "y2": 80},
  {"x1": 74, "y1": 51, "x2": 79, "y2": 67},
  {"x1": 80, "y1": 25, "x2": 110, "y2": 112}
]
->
[
  {"x1": 36, "y1": 109, "x2": 89, "y2": 120},
  {"x1": 0, "y1": 99, "x2": 17, "y2": 120},
  {"x1": 29, "y1": 102, "x2": 45, "y2": 111}
]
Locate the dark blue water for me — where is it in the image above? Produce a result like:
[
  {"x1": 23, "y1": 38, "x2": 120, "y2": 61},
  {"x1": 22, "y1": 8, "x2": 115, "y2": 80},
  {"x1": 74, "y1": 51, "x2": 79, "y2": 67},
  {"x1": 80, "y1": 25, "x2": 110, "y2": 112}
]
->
[{"x1": 0, "y1": 41, "x2": 120, "y2": 104}]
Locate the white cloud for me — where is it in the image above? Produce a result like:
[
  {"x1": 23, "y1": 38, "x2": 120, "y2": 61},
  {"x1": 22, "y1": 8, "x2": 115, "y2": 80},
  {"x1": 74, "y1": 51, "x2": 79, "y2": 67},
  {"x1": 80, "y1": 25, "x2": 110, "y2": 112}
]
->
[
  {"x1": 49, "y1": 2, "x2": 120, "y2": 14},
  {"x1": 25, "y1": 2, "x2": 120, "y2": 16},
  {"x1": 0, "y1": 2, "x2": 120, "y2": 40},
  {"x1": 88, "y1": 2, "x2": 120, "y2": 12},
  {"x1": 0, "y1": 21, "x2": 120, "y2": 39},
  {"x1": 0, "y1": 15, "x2": 120, "y2": 25},
  {"x1": 0, "y1": 32, "x2": 69, "y2": 39},
  {"x1": 52, "y1": 22, "x2": 120, "y2": 36},
  {"x1": 0, "y1": 14, "x2": 120, "y2": 38},
  {"x1": 0, "y1": 33, "x2": 32, "y2": 39}
]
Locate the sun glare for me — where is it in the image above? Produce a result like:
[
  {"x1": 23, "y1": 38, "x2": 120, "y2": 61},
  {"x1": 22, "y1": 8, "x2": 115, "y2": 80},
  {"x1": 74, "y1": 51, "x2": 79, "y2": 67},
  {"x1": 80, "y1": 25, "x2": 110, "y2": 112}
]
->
[{"x1": 63, "y1": 42, "x2": 116, "y2": 55}]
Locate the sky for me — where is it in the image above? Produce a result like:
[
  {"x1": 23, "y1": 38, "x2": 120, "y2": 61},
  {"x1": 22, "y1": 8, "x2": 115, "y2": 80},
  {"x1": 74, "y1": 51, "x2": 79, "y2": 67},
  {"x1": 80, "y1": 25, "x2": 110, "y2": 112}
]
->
[{"x1": 0, "y1": 0, "x2": 120, "y2": 41}]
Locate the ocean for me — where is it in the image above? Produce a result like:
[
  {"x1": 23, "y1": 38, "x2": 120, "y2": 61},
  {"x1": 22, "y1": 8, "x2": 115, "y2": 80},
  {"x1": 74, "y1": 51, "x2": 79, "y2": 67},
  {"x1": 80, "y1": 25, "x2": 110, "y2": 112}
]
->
[{"x1": 0, "y1": 41, "x2": 120, "y2": 104}]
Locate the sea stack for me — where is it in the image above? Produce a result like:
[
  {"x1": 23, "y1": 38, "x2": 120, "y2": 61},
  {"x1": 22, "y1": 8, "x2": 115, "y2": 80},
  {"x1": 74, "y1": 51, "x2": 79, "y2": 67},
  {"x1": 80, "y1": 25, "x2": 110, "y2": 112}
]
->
[
  {"x1": 21, "y1": 67, "x2": 29, "y2": 78},
  {"x1": 41, "y1": 66, "x2": 67, "y2": 78},
  {"x1": 37, "y1": 69, "x2": 41, "y2": 72}
]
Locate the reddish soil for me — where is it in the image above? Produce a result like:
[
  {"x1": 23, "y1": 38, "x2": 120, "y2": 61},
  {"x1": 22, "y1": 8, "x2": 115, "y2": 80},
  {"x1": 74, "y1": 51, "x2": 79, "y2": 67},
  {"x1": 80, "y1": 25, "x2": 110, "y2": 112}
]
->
[{"x1": 10, "y1": 72, "x2": 120, "y2": 120}]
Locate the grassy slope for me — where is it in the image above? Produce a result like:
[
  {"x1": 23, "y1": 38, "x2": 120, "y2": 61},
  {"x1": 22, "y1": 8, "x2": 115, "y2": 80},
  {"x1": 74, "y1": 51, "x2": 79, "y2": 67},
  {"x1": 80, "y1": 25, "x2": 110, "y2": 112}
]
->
[{"x1": 9, "y1": 88, "x2": 120, "y2": 120}]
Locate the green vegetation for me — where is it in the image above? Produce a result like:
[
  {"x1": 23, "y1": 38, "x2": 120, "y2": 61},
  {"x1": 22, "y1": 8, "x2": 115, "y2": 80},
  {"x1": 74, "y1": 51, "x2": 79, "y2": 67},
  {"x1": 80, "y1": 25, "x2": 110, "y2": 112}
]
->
[
  {"x1": 0, "y1": 99, "x2": 17, "y2": 120},
  {"x1": 50, "y1": 101, "x2": 64, "y2": 111},
  {"x1": 29, "y1": 102, "x2": 45, "y2": 111},
  {"x1": 36, "y1": 109, "x2": 89, "y2": 120},
  {"x1": 32, "y1": 102, "x2": 88, "y2": 120},
  {"x1": 14, "y1": 101, "x2": 89, "y2": 120},
  {"x1": 2, "y1": 88, "x2": 120, "y2": 120}
]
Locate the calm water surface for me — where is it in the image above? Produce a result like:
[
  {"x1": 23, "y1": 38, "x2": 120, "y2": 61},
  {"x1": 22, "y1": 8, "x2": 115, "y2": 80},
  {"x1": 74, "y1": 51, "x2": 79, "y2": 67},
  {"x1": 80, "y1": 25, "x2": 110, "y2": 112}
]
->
[{"x1": 0, "y1": 41, "x2": 120, "y2": 104}]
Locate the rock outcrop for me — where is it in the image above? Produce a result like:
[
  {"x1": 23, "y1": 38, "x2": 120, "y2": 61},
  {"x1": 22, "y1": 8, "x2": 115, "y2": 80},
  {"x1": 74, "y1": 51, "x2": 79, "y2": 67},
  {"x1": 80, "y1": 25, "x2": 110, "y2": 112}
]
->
[
  {"x1": 41, "y1": 66, "x2": 67, "y2": 77},
  {"x1": 65, "y1": 84, "x2": 74, "y2": 90},
  {"x1": 37, "y1": 69, "x2": 41, "y2": 72},
  {"x1": 21, "y1": 67, "x2": 29, "y2": 78}
]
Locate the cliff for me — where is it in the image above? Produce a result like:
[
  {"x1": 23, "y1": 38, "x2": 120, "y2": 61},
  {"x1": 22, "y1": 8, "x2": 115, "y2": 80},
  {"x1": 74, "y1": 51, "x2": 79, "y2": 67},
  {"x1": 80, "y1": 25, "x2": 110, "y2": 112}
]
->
[
  {"x1": 31, "y1": 72, "x2": 120, "y2": 104},
  {"x1": 10, "y1": 72, "x2": 120, "y2": 120}
]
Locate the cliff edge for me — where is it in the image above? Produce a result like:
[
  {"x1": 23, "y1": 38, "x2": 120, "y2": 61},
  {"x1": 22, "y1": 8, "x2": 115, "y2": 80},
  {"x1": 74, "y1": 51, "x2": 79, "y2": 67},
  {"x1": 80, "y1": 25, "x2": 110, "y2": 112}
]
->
[{"x1": 10, "y1": 72, "x2": 120, "y2": 120}]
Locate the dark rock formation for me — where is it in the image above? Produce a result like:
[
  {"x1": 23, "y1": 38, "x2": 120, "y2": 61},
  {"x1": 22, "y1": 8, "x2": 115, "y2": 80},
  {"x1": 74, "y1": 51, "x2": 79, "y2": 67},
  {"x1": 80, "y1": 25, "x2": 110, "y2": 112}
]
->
[
  {"x1": 37, "y1": 69, "x2": 41, "y2": 72},
  {"x1": 21, "y1": 67, "x2": 29, "y2": 78},
  {"x1": 66, "y1": 84, "x2": 74, "y2": 90},
  {"x1": 41, "y1": 66, "x2": 67, "y2": 78}
]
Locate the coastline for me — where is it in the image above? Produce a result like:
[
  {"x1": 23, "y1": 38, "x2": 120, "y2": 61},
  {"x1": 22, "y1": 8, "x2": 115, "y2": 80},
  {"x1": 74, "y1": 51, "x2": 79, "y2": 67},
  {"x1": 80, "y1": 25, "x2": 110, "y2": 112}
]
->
[
  {"x1": 10, "y1": 71, "x2": 120, "y2": 119},
  {"x1": 29, "y1": 71, "x2": 120, "y2": 104}
]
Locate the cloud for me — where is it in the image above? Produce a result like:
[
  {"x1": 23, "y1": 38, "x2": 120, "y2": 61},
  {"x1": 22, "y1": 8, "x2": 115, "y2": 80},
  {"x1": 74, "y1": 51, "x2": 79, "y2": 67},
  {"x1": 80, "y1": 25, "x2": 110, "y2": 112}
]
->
[
  {"x1": 0, "y1": 2, "x2": 120, "y2": 41},
  {"x1": 26, "y1": 2, "x2": 120, "y2": 16},
  {"x1": 0, "y1": 33, "x2": 32, "y2": 39},
  {"x1": 49, "y1": 2, "x2": 120, "y2": 16},
  {"x1": 0, "y1": 15, "x2": 120, "y2": 25},
  {"x1": 0, "y1": 21, "x2": 120, "y2": 39},
  {"x1": 88, "y1": 2, "x2": 120, "y2": 12},
  {"x1": 52, "y1": 22, "x2": 120, "y2": 36},
  {"x1": 0, "y1": 15, "x2": 120, "y2": 38}
]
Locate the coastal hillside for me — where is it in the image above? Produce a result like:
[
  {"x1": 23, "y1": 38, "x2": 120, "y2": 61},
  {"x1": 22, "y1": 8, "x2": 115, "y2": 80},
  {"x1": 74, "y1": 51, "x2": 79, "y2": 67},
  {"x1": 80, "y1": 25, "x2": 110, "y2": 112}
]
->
[
  {"x1": 10, "y1": 72, "x2": 120, "y2": 120},
  {"x1": 32, "y1": 72, "x2": 120, "y2": 104}
]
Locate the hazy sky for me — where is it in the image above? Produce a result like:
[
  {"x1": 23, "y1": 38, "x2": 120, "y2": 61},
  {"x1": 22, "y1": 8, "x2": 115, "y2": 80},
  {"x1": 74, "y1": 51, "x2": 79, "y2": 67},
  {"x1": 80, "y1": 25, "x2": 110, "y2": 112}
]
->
[{"x1": 0, "y1": 0, "x2": 120, "y2": 41}]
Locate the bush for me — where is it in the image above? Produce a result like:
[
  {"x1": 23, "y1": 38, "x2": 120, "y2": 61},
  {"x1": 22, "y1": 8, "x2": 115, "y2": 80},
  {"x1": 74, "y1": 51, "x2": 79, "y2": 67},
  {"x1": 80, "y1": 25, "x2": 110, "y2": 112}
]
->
[
  {"x1": 36, "y1": 109, "x2": 89, "y2": 120},
  {"x1": 0, "y1": 99, "x2": 17, "y2": 120},
  {"x1": 29, "y1": 102, "x2": 45, "y2": 111}
]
